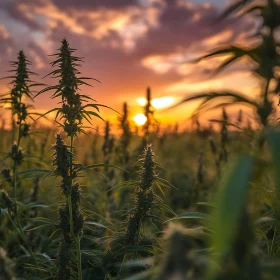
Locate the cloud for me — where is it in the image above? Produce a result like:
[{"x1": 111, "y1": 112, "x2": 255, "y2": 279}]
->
[
  {"x1": 0, "y1": 25, "x2": 14, "y2": 60},
  {"x1": 0, "y1": 0, "x2": 253, "y2": 55},
  {"x1": 0, "y1": 0, "x2": 257, "y2": 125},
  {"x1": 1, "y1": 0, "x2": 164, "y2": 51},
  {"x1": 165, "y1": 71, "x2": 257, "y2": 96},
  {"x1": 141, "y1": 29, "x2": 235, "y2": 75},
  {"x1": 51, "y1": 0, "x2": 139, "y2": 10},
  {"x1": 27, "y1": 41, "x2": 48, "y2": 69},
  {"x1": 2, "y1": 0, "x2": 44, "y2": 31}
]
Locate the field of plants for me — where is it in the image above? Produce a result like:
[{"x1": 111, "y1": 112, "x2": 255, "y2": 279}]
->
[{"x1": 1, "y1": 0, "x2": 280, "y2": 279}]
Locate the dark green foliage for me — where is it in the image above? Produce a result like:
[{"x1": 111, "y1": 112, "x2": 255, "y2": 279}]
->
[
  {"x1": 1, "y1": 51, "x2": 33, "y2": 129},
  {"x1": 0, "y1": 51, "x2": 40, "y2": 274},
  {"x1": 56, "y1": 240, "x2": 72, "y2": 280},
  {"x1": 52, "y1": 134, "x2": 84, "y2": 277},
  {"x1": 52, "y1": 134, "x2": 72, "y2": 195},
  {"x1": 9, "y1": 143, "x2": 24, "y2": 165},
  {"x1": 125, "y1": 145, "x2": 158, "y2": 245},
  {"x1": 37, "y1": 39, "x2": 103, "y2": 137},
  {"x1": 37, "y1": 39, "x2": 114, "y2": 279}
]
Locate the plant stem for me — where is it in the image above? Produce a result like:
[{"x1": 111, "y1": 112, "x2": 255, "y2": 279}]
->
[
  {"x1": 67, "y1": 135, "x2": 82, "y2": 280},
  {"x1": 11, "y1": 121, "x2": 37, "y2": 264}
]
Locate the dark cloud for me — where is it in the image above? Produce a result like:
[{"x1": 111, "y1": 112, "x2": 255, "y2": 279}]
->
[
  {"x1": 134, "y1": 0, "x2": 254, "y2": 58},
  {"x1": 1, "y1": 0, "x2": 45, "y2": 31},
  {"x1": 51, "y1": 0, "x2": 139, "y2": 10}
]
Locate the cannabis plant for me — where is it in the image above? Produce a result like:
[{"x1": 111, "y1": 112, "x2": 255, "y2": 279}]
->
[
  {"x1": 0, "y1": 51, "x2": 40, "y2": 265},
  {"x1": 118, "y1": 102, "x2": 132, "y2": 181},
  {"x1": 95, "y1": 144, "x2": 174, "y2": 279},
  {"x1": 141, "y1": 87, "x2": 157, "y2": 148},
  {"x1": 102, "y1": 121, "x2": 116, "y2": 218},
  {"x1": 36, "y1": 39, "x2": 112, "y2": 279}
]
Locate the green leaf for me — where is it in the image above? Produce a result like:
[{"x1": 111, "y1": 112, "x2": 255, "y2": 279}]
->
[
  {"x1": 36, "y1": 108, "x2": 60, "y2": 120},
  {"x1": 117, "y1": 257, "x2": 153, "y2": 268},
  {"x1": 168, "y1": 91, "x2": 257, "y2": 120},
  {"x1": 85, "y1": 221, "x2": 114, "y2": 233},
  {"x1": 85, "y1": 163, "x2": 127, "y2": 172},
  {"x1": 33, "y1": 217, "x2": 56, "y2": 225},
  {"x1": 84, "y1": 110, "x2": 105, "y2": 122},
  {"x1": 26, "y1": 224, "x2": 52, "y2": 232},
  {"x1": 196, "y1": 202, "x2": 215, "y2": 208},
  {"x1": 15, "y1": 169, "x2": 52, "y2": 178},
  {"x1": 94, "y1": 104, "x2": 121, "y2": 115},
  {"x1": 34, "y1": 85, "x2": 59, "y2": 98},
  {"x1": 255, "y1": 216, "x2": 276, "y2": 226},
  {"x1": 164, "y1": 212, "x2": 212, "y2": 223},
  {"x1": 209, "y1": 156, "x2": 253, "y2": 279}
]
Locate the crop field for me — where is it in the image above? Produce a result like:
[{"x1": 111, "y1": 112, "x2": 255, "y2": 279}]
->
[{"x1": 1, "y1": 0, "x2": 280, "y2": 279}]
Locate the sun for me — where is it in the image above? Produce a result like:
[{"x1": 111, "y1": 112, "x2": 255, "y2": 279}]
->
[{"x1": 133, "y1": 114, "x2": 147, "y2": 126}]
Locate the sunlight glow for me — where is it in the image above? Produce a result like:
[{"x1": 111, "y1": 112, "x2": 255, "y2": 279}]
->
[
  {"x1": 137, "y1": 96, "x2": 175, "y2": 109},
  {"x1": 137, "y1": 97, "x2": 147, "y2": 106},
  {"x1": 152, "y1": 96, "x2": 175, "y2": 109},
  {"x1": 133, "y1": 114, "x2": 147, "y2": 126}
]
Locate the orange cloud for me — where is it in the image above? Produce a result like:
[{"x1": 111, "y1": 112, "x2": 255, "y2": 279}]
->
[
  {"x1": 165, "y1": 71, "x2": 258, "y2": 98},
  {"x1": 0, "y1": 25, "x2": 11, "y2": 39},
  {"x1": 16, "y1": 0, "x2": 164, "y2": 50}
]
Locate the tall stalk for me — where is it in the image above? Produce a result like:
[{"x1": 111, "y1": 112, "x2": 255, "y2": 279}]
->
[
  {"x1": 119, "y1": 102, "x2": 132, "y2": 181},
  {"x1": 37, "y1": 39, "x2": 109, "y2": 279},
  {"x1": 102, "y1": 121, "x2": 116, "y2": 218},
  {"x1": 142, "y1": 87, "x2": 155, "y2": 147},
  {"x1": 0, "y1": 51, "x2": 38, "y2": 262}
]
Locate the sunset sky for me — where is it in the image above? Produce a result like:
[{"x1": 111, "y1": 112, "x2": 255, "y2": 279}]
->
[{"x1": 0, "y1": 0, "x2": 258, "y2": 130}]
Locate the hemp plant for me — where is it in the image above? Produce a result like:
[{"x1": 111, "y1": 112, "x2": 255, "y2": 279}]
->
[
  {"x1": 125, "y1": 144, "x2": 160, "y2": 245},
  {"x1": 119, "y1": 102, "x2": 132, "y2": 181},
  {"x1": 120, "y1": 145, "x2": 173, "y2": 263},
  {"x1": 0, "y1": 51, "x2": 39, "y2": 263},
  {"x1": 95, "y1": 144, "x2": 174, "y2": 279},
  {"x1": 36, "y1": 39, "x2": 111, "y2": 279},
  {"x1": 208, "y1": 108, "x2": 229, "y2": 179},
  {"x1": 102, "y1": 121, "x2": 116, "y2": 218},
  {"x1": 143, "y1": 88, "x2": 154, "y2": 138}
]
